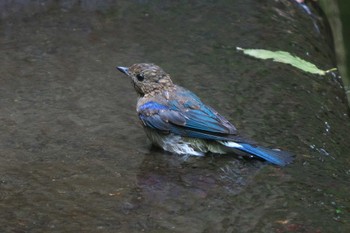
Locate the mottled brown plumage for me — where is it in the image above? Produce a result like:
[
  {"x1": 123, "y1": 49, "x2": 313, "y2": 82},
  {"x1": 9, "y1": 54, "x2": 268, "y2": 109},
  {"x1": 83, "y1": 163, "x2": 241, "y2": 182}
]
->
[{"x1": 127, "y1": 63, "x2": 174, "y2": 97}]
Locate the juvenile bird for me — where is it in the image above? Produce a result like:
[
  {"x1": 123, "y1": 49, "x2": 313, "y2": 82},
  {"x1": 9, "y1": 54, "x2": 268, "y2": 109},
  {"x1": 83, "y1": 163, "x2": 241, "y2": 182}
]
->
[{"x1": 117, "y1": 63, "x2": 294, "y2": 166}]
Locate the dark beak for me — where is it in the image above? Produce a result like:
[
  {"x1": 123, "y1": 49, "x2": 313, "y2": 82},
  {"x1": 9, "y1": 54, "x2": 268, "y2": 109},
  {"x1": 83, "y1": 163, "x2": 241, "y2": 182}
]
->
[{"x1": 116, "y1": 66, "x2": 129, "y2": 75}]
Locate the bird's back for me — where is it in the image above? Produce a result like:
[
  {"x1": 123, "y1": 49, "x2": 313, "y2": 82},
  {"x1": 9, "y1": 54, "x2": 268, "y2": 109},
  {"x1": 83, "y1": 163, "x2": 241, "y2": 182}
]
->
[{"x1": 137, "y1": 85, "x2": 242, "y2": 140}]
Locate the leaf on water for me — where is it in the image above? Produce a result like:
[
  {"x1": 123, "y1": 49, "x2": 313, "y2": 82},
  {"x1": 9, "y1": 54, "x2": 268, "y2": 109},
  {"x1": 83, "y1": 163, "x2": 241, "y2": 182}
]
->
[{"x1": 236, "y1": 47, "x2": 337, "y2": 75}]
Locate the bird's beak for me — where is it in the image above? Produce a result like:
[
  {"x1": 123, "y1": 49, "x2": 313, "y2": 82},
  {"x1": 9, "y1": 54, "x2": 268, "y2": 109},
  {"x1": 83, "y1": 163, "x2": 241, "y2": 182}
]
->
[{"x1": 116, "y1": 66, "x2": 129, "y2": 75}]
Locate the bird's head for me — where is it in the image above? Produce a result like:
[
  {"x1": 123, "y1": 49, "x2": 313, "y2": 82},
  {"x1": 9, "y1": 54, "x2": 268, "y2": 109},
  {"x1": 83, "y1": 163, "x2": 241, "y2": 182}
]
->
[{"x1": 117, "y1": 63, "x2": 174, "y2": 96}]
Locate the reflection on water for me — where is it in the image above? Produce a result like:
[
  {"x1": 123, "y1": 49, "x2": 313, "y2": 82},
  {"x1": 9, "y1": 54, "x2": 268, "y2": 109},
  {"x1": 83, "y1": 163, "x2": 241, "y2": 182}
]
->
[{"x1": 0, "y1": 0, "x2": 350, "y2": 232}]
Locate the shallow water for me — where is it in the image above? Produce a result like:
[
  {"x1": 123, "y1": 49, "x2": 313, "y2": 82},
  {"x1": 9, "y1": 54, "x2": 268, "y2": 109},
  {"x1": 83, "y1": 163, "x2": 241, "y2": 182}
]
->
[{"x1": 0, "y1": 0, "x2": 350, "y2": 232}]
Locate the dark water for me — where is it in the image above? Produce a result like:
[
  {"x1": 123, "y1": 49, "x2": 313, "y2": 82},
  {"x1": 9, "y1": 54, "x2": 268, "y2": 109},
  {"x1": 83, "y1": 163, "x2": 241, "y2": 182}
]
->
[{"x1": 0, "y1": 0, "x2": 349, "y2": 232}]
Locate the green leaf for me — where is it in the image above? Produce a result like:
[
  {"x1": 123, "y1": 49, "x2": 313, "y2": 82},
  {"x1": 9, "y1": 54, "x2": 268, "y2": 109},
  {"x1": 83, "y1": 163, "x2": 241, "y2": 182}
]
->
[{"x1": 236, "y1": 47, "x2": 336, "y2": 75}]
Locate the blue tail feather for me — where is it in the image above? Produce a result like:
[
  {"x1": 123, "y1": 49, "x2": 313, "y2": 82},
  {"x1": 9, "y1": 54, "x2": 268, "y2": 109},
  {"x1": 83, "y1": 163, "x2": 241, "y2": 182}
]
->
[{"x1": 236, "y1": 143, "x2": 294, "y2": 166}]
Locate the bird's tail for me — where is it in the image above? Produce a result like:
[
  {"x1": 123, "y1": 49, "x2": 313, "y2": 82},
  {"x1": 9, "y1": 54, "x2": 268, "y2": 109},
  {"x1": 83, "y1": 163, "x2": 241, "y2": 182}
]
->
[{"x1": 219, "y1": 141, "x2": 294, "y2": 166}]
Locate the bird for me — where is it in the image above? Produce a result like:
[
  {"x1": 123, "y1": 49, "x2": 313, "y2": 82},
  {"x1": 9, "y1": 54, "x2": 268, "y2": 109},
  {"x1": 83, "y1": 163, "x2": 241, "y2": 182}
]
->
[{"x1": 116, "y1": 63, "x2": 294, "y2": 166}]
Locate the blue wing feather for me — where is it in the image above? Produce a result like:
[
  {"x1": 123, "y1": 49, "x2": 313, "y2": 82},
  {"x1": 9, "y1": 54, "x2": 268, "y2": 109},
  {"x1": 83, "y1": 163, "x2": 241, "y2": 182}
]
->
[
  {"x1": 138, "y1": 96, "x2": 238, "y2": 140},
  {"x1": 141, "y1": 115, "x2": 169, "y2": 131},
  {"x1": 185, "y1": 109, "x2": 227, "y2": 133}
]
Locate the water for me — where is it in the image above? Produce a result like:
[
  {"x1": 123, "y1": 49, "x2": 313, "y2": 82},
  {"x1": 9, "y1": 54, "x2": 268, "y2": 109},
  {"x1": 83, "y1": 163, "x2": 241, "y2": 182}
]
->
[{"x1": 0, "y1": 0, "x2": 349, "y2": 232}]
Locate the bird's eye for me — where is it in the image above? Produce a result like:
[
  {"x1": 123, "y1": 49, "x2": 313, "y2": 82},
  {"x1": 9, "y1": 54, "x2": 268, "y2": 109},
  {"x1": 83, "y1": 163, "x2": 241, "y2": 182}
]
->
[{"x1": 136, "y1": 74, "x2": 144, "y2": 82}]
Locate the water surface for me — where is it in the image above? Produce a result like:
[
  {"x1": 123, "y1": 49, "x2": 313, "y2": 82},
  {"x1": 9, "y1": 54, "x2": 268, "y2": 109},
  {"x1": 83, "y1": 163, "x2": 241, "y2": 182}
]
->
[{"x1": 0, "y1": 0, "x2": 349, "y2": 232}]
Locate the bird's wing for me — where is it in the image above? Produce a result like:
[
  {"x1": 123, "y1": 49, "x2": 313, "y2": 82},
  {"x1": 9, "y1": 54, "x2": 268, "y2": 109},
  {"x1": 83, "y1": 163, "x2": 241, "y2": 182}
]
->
[{"x1": 137, "y1": 98, "x2": 239, "y2": 141}]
